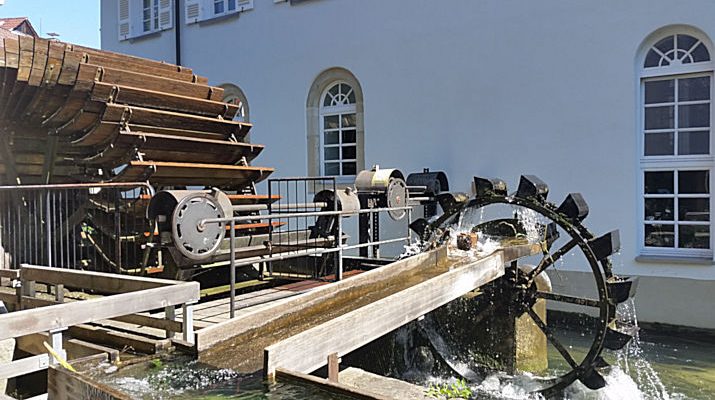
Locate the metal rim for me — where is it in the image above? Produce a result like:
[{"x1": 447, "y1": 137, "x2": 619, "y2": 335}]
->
[{"x1": 425, "y1": 194, "x2": 615, "y2": 395}]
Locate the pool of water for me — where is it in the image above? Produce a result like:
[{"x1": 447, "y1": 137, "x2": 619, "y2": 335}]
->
[{"x1": 94, "y1": 321, "x2": 715, "y2": 400}]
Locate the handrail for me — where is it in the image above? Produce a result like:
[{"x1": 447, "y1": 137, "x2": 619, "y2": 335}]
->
[
  {"x1": 0, "y1": 182, "x2": 155, "y2": 196},
  {"x1": 0, "y1": 264, "x2": 199, "y2": 392}
]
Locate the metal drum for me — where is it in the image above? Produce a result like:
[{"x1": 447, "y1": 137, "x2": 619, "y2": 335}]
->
[
  {"x1": 148, "y1": 189, "x2": 233, "y2": 261},
  {"x1": 355, "y1": 167, "x2": 408, "y2": 220}
]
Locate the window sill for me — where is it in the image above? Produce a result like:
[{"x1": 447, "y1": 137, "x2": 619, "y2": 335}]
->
[{"x1": 635, "y1": 255, "x2": 714, "y2": 265}]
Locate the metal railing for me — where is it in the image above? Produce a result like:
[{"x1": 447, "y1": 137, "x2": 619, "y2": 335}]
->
[
  {"x1": 0, "y1": 182, "x2": 155, "y2": 274},
  {"x1": 202, "y1": 202, "x2": 413, "y2": 318}
]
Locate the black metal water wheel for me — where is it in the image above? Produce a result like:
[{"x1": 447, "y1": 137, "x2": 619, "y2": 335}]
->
[{"x1": 410, "y1": 175, "x2": 639, "y2": 397}]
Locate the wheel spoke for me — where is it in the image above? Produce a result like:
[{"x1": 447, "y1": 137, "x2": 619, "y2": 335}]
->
[
  {"x1": 527, "y1": 238, "x2": 578, "y2": 280},
  {"x1": 536, "y1": 291, "x2": 601, "y2": 308},
  {"x1": 527, "y1": 308, "x2": 579, "y2": 369}
]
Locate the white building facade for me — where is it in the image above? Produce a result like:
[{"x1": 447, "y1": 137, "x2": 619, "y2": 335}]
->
[{"x1": 101, "y1": 0, "x2": 715, "y2": 329}]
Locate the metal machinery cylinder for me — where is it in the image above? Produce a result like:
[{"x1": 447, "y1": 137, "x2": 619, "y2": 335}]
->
[
  {"x1": 355, "y1": 167, "x2": 408, "y2": 221},
  {"x1": 147, "y1": 189, "x2": 233, "y2": 261},
  {"x1": 310, "y1": 188, "x2": 361, "y2": 238},
  {"x1": 406, "y1": 169, "x2": 449, "y2": 219}
]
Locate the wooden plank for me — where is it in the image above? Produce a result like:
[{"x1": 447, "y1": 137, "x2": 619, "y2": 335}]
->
[
  {"x1": 0, "y1": 354, "x2": 49, "y2": 379},
  {"x1": 275, "y1": 368, "x2": 390, "y2": 400},
  {"x1": 264, "y1": 249, "x2": 509, "y2": 376},
  {"x1": 19, "y1": 264, "x2": 180, "y2": 293},
  {"x1": 48, "y1": 365, "x2": 132, "y2": 400},
  {"x1": 0, "y1": 269, "x2": 19, "y2": 279},
  {"x1": 0, "y1": 281, "x2": 199, "y2": 340},
  {"x1": 92, "y1": 66, "x2": 220, "y2": 100},
  {"x1": 68, "y1": 324, "x2": 170, "y2": 355},
  {"x1": 101, "y1": 104, "x2": 251, "y2": 137},
  {"x1": 91, "y1": 82, "x2": 239, "y2": 118},
  {"x1": 16, "y1": 333, "x2": 119, "y2": 362}
]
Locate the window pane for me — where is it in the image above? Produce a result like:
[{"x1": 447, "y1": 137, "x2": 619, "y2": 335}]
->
[
  {"x1": 324, "y1": 162, "x2": 340, "y2": 176},
  {"x1": 144, "y1": 0, "x2": 151, "y2": 7},
  {"x1": 644, "y1": 224, "x2": 675, "y2": 247},
  {"x1": 324, "y1": 115, "x2": 339, "y2": 129},
  {"x1": 644, "y1": 132, "x2": 674, "y2": 156},
  {"x1": 324, "y1": 147, "x2": 339, "y2": 161},
  {"x1": 324, "y1": 131, "x2": 339, "y2": 145},
  {"x1": 645, "y1": 198, "x2": 674, "y2": 221},
  {"x1": 655, "y1": 36, "x2": 674, "y2": 54},
  {"x1": 342, "y1": 130, "x2": 356, "y2": 144},
  {"x1": 342, "y1": 114, "x2": 356, "y2": 128},
  {"x1": 678, "y1": 170, "x2": 709, "y2": 194},
  {"x1": 342, "y1": 162, "x2": 357, "y2": 176},
  {"x1": 645, "y1": 80, "x2": 674, "y2": 104},
  {"x1": 228, "y1": 0, "x2": 236, "y2": 10},
  {"x1": 645, "y1": 106, "x2": 674, "y2": 130},
  {"x1": 342, "y1": 146, "x2": 356, "y2": 160},
  {"x1": 679, "y1": 198, "x2": 709, "y2": 221},
  {"x1": 679, "y1": 225, "x2": 710, "y2": 249},
  {"x1": 644, "y1": 171, "x2": 674, "y2": 194},
  {"x1": 677, "y1": 34, "x2": 698, "y2": 52},
  {"x1": 214, "y1": 0, "x2": 224, "y2": 14},
  {"x1": 678, "y1": 76, "x2": 710, "y2": 102},
  {"x1": 644, "y1": 50, "x2": 661, "y2": 68},
  {"x1": 678, "y1": 104, "x2": 710, "y2": 128},
  {"x1": 692, "y1": 43, "x2": 711, "y2": 63},
  {"x1": 678, "y1": 130, "x2": 709, "y2": 155}
]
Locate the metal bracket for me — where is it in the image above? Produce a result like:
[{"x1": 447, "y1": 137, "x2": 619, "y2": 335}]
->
[
  {"x1": 108, "y1": 85, "x2": 120, "y2": 103},
  {"x1": 119, "y1": 107, "x2": 133, "y2": 130}
]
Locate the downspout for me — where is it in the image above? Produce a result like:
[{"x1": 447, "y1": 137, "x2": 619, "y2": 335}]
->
[{"x1": 175, "y1": 0, "x2": 181, "y2": 65}]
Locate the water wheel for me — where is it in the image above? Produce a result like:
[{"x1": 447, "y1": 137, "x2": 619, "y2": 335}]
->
[{"x1": 410, "y1": 175, "x2": 639, "y2": 396}]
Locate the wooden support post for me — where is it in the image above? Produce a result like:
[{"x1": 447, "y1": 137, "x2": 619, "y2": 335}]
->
[
  {"x1": 182, "y1": 302, "x2": 195, "y2": 344},
  {"x1": 327, "y1": 353, "x2": 339, "y2": 383},
  {"x1": 48, "y1": 328, "x2": 67, "y2": 365},
  {"x1": 55, "y1": 283, "x2": 64, "y2": 303},
  {"x1": 23, "y1": 280, "x2": 35, "y2": 298},
  {"x1": 165, "y1": 306, "x2": 176, "y2": 339}
]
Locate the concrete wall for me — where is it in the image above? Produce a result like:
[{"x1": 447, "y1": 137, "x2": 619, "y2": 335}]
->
[{"x1": 100, "y1": 0, "x2": 715, "y2": 328}]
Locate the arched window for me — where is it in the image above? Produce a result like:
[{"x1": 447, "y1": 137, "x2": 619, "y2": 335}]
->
[
  {"x1": 306, "y1": 68, "x2": 364, "y2": 180},
  {"x1": 320, "y1": 82, "x2": 357, "y2": 176},
  {"x1": 638, "y1": 28, "x2": 714, "y2": 257},
  {"x1": 219, "y1": 83, "x2": 249, "y2": 123}
]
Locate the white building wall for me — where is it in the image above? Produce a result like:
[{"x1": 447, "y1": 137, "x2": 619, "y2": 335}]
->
[{"x1": 100, "y1": 0, "x2": 715, "y2": 329}]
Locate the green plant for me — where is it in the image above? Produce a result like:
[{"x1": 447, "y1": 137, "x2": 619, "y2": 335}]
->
[
  {"x1": 150, "y1": 358, "x2": 164, "y2": 369},
  {"x1": 425, "y1": 378, "x2": 473, "y2": 399}
]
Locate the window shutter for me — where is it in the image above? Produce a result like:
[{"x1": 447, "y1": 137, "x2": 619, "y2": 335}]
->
[
  {"x1": 237, "y1": 0, "x2": 254, "y2": 12},
  {"x1": 118, "y1": 0, "x2": 132, "y2": 40},
  {"x1": 185, "y1": 0, "x2": 203, "y2": 24},
  {"x1": 159, "y1": 0, "x2": 173, "y2": 30}
]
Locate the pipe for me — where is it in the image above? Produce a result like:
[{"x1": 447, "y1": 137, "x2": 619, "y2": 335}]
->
[{"x1": 174, "y1": 0, "x2": 181, "y2": 66}]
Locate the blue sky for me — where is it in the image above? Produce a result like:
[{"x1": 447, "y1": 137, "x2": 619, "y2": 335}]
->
[{"x1": 0, "y1": 0, "x2": 100, "y2": 47}]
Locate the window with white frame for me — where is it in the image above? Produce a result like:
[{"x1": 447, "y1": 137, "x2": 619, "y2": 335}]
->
[
  {"x1": 640, "y1": 32, "x2": 714, "y2": 257},
  {"x1": 118, "y1": 0, "x2": 173, "y2": 41},
  {"x1": 320, "y1": 83, "x2": 357, "y2": 177},
  {"x1": 185, "y1": 0, "x2": 253, "y2": 24}
]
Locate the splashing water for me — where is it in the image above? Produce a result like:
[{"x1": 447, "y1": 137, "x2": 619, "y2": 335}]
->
[
  {"x1": 613, "y1": 300, "x2": 680, "y2": 400},
  {"x1": 515, "y1": 207, "x2": 545, "y2": 244}
]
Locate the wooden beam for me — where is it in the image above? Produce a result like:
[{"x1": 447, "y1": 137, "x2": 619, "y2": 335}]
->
[
  {"x1": 275, "y1": 368, "x2": 390, "y2": 400},
  {"x1": 20, "y1": 264, "x2": 181, "y2": 293},
  {"x1": 0, "y1": 292, "x2": 183, "y2": 333},
  {"x1": 16, "y1": 333, "x2": 119, "y2": 362},
  {"x1": 0, "y1": 282, "x2": 199, "y2": 340},
  {"x1": 264, "y1": 249, "x2": 508, "y2": 376},
  {"x1": 0, "y1": 354, "x2": 49, "y2": 379},
  {"x1": 48, "y1": 365, "x2": 131, "y2": 400}
]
